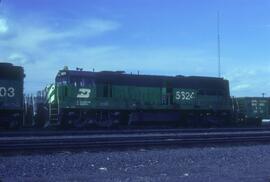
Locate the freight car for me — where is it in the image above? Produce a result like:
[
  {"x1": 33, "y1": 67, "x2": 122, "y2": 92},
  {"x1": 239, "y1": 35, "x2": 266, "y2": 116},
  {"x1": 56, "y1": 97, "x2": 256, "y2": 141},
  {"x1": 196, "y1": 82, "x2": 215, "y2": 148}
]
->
[
  {"x1": 38, "y1": 67, "x2": 233, "y2": 128},
  {"x1": 232, "y1": 97, "x2": 270, "y2": 126},
  {"x1": 0, "y1": 63, "x2": 24, "y2": 128}
]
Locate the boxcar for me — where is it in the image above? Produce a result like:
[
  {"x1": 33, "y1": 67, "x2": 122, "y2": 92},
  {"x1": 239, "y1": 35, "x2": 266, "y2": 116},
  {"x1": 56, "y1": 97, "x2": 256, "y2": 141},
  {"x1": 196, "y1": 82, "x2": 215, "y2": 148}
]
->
[{"x1": 232, "y1": 97, "x2": 270, "y2": 126}]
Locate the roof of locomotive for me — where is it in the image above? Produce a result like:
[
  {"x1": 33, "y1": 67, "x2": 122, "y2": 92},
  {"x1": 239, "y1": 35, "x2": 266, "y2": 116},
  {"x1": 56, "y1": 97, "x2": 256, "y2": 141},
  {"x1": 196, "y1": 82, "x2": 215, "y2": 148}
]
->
[
  {"x1": 57, "y1": 69, "x2": 229, "y2": 90},
  {"x1": 0, "y1": 62, "x2": 24, "y2": 80}
]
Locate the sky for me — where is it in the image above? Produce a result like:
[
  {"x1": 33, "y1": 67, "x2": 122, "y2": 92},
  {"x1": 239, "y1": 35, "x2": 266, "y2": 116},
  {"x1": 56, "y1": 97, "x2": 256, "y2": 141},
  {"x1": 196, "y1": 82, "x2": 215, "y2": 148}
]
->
[{"x1": 0, "y1": 0, "x2": 270, "y2": 96}]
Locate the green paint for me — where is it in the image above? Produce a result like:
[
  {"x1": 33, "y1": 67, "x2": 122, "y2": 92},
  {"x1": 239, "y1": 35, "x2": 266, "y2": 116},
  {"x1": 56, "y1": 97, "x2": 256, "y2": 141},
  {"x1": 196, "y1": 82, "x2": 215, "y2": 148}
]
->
[
  {"x1": 47, "y1": 83, "x2": 231, "y2": 111},
  {"x1": 0, "y1": 79, "x2": 23, "y2": 109}
]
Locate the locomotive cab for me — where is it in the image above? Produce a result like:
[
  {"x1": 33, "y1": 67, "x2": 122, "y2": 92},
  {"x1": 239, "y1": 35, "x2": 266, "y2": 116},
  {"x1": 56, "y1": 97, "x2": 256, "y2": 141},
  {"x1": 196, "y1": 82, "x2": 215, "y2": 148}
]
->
[
  {"x1": 55, "y1": 70, "x2": 96, "y2": 102},
  {"x1": 49, "y1": 70, "x2": 97, "y2": 127}
]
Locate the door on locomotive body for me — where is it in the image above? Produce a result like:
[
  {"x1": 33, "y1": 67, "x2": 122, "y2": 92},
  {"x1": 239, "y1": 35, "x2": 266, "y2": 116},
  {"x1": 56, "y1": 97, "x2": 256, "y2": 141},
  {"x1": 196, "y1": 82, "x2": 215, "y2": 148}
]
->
[{"x1": 161, "y1": 81, "x2": 173, "y2": 105}]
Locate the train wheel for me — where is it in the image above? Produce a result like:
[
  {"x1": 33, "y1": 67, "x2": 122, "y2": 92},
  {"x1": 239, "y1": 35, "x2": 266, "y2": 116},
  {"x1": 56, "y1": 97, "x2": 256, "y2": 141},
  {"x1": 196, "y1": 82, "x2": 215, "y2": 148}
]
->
[
  {"x1": 68, "y1": 112, "x2": 88, "y2": 129},
  {"x1": 62, "y1": 111, "x2": 80, "y2": 129},
  {"x1": 9, "y1": 113, "x2": 22, "y2": 129},
  {"x1": 73, "y1": 118, "x2": 87, "y2": 129},
  {"x1": 206, "y1": 115, "x2": 221, "y2": 127}
]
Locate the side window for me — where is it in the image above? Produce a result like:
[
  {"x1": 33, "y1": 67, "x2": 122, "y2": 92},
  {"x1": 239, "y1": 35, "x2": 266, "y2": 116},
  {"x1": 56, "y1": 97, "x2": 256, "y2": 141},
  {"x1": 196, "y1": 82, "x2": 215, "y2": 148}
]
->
[
  {"x1": 56, "y1": 76, "x2": 68, "y2": 85},
  {"x1": 80, "y1": 78, "x2": 85, "y2": 87},
  {"x1": 70, "y1": 76, "x2": 80, "y2": 87}
]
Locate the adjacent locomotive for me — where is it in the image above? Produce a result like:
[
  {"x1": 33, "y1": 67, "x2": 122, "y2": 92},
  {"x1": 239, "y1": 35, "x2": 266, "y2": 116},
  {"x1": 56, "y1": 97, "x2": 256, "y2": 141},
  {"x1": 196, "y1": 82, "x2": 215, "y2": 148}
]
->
[
  {"x1": 0, "y1": 63, "x2": 24, "y2": 128},
  {"x1": 41, "y1": 67, "x2": 232, "y2": 128}
]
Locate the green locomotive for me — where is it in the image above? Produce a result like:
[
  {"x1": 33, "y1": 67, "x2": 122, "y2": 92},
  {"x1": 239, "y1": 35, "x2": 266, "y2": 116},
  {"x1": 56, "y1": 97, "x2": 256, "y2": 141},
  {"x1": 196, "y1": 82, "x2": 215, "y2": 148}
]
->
[
  {"x1": 41, "y1": 67, "x2": 232, "y2": 128},
  {"x1": 0, "y1": 63, "x2": 24, "y2": 128}
]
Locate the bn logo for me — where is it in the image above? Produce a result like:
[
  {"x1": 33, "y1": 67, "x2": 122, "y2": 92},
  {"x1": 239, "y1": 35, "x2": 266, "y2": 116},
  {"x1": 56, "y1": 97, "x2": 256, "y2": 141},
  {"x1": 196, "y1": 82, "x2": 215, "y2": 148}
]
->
[{"x1": 77, "y1": 88, "x2": 91, "y2": 98}]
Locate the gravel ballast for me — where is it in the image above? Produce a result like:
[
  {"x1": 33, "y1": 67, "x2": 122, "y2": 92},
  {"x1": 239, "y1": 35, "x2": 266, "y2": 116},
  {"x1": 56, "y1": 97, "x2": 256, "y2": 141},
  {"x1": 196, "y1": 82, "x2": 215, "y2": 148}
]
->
[{"x1": 1, "y1": 144, "x2": 270, "y2": 181}]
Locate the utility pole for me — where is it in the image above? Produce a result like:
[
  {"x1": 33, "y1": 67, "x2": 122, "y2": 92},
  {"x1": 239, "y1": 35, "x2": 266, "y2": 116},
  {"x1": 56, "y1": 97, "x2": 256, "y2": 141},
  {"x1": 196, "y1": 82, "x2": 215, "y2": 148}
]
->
[{"x1": 217, "y1": 12, "x2": 221, "y2": 78}]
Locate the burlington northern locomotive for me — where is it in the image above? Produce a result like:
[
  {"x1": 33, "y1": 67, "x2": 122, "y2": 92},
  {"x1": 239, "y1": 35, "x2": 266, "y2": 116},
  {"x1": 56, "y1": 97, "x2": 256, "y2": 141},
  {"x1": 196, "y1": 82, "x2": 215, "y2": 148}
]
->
[
  {"x1": 0, "y1": 63, "x2": 24, "y2": 128},
  {"x1": 37, "y1": 67, "x2": 233, "y2": 128}
]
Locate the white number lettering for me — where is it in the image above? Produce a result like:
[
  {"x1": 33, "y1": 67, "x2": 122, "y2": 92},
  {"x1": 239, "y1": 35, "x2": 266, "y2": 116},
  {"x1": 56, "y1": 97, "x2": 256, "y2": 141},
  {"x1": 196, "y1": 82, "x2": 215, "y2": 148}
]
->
[
  {"x1": 186, "y1": 92, "x2": 190, "y2": 100},
  {"x1": 176, "y1": 91, "x2": 195, "y2": 101},
  {"x1": 176, "y1": 91, "x2": 181, "y2": 100},
  {"x1": 0, "y1": 87, "x2": 15, "y2": 97},
  {"x1": 7, "y1": 87, "x2": 15, "y2": 97},
  {"x1": 0, "y1": 87, "x2": 6, "y2": 97},
  {"x1": 189, "y1": 92, "x2": 194, "y2": 99},
  {"x1": 181, "y1": 91, "x2": 185, "y2": 100}
]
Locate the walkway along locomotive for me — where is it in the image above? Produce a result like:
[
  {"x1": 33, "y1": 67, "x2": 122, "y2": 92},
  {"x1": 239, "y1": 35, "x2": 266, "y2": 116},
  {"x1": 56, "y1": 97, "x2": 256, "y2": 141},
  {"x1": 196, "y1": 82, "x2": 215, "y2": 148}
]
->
[{"x1": 38, "y1": 67, "x2": 233, "y2": 128}]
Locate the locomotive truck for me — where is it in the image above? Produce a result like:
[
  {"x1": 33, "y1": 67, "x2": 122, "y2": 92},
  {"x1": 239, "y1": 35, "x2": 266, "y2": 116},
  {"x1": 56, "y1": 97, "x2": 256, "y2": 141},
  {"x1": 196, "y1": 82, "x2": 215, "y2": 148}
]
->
[{"x1": 38, "y1": 67, "x2": 233, "y2": 128}]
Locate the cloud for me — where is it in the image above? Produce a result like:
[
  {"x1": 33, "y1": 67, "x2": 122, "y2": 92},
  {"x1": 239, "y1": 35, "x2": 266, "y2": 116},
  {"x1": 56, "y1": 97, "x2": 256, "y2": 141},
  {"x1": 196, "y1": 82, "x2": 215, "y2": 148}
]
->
[
  {"x1": 231, "y1": 84, "x2": 251, "y2": 91},
  {"x1": 0, "y1": 14, "x2": 121, "y2": 93},
  {"x1": 1, "y1": 12, "x2": 214, "y2": 94},
  {"x1": 98, "y1": 48, "x2": 215, "y2": 75},
  {"x1": 0, "y1": 18, "x2": 8, "y2": 33},
  {"x1": 80, "y1": 19, "x2": 120, "y2": 35},
  {"x1": 224, "y1": 67, "x2": 270, "y2": 96},
  {"x1": 0, "y1": 17, "x2": 120, "y2": 52},
  {"x1": 1, "y1": 11, "x2": 269, "y2": 97},
  {"x1": 0, "y1": 15, "x2": 121, "y2": 61},
  {"x1": 7, "y1": 53, "x2": 35, "y2": 64}
]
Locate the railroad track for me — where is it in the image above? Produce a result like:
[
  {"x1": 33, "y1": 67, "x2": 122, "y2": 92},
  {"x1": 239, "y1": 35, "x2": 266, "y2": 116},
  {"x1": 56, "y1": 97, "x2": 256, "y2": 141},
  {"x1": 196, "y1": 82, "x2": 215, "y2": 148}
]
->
[
  {"x1": 1, "y1": 127, "x2": 270, "y2": 137},
  {"x1": 1, "y1": 130, "x2": 270, "y2": 151}
]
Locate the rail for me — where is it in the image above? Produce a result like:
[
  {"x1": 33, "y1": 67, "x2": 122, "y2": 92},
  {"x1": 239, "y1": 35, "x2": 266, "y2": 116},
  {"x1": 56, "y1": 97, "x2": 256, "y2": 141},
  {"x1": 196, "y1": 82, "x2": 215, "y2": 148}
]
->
[{"x1": 1, "y1": 130, "x2": 270, "y2": 151}]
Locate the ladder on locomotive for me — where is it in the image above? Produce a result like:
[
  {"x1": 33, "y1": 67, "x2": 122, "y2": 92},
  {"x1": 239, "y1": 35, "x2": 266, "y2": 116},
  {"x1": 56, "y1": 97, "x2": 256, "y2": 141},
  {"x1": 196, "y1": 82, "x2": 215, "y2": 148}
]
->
[{"x1": 49, "y1": 103, "x2": 59, "y2": 125}]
